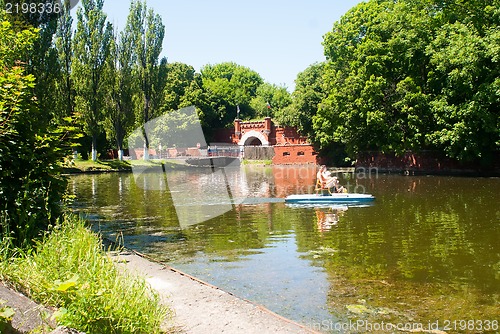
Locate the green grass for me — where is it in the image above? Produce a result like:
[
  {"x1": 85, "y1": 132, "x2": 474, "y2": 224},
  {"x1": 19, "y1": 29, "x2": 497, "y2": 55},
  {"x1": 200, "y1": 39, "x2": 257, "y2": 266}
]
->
[
  {"x1": 62, "y1": 159, "x2": 133, "y2": 173},
  {"x1": 241, "y1": 159, "x2": 273, "y2": 165},
  {"x1": 62, "y1": 158, "x2": 189, "y2": 173},
  {"x1": 0, "y1": 215, "x2": 170, "y2": 333}
]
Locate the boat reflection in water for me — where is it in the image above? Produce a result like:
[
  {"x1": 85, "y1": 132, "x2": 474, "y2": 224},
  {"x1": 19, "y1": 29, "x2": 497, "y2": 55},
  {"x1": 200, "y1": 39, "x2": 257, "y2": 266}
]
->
[
  {"x1": 287, "y1": 203, "x2": 372, "y2": 232},
  {"x1": 315, "y1": 207, "x2": 347, "y2": 231}
]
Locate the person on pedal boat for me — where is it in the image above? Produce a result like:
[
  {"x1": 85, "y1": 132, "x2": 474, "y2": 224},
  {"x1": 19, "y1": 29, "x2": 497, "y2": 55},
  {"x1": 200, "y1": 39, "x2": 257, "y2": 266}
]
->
[{"x1": 317, "y1": 165, "x2": 345, "y2": 193}]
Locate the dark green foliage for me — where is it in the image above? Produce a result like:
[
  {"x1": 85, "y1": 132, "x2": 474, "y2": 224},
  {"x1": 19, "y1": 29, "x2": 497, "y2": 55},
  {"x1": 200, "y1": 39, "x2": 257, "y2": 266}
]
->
[
  {"x1": 250, "y1": 83, "x2": 292, "y2": 123},
  {"x1": 201, "y1": 62, "x2": 264, "y2": 125},
  {"x1": 425, "y1": 13, "x2": 500, "y2": 162},
  {"x1": 162, "y1": 62, "x2": 196, "y2": 112},
  {"x1": 54, "y1": 1, "x2": 75, "y2": 122},
  {"x1": 288, "y1": 62, "x2": 325, "y2": 137}
]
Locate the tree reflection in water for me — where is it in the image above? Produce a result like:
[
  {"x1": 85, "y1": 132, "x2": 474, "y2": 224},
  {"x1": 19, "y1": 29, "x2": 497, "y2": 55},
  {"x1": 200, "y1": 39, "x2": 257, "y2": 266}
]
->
[{"x1": 69, "y1": 168, "x2": 500, "y2": 328}]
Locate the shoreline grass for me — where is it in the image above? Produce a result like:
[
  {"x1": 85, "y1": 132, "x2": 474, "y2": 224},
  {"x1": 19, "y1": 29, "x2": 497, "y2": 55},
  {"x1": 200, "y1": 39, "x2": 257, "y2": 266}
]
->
[
  {"x1": 0, "y1": 215, "x2": 170, "y2": 333},
  {"x1": 241, "y1": 159, "x2": 273, "y2": 166},
  {"x1": 61, "y1": 158, "x2": 189, "y2": 174},
  {"x1": 62, "y1": 159, "x2": 133, "y2": 173}
]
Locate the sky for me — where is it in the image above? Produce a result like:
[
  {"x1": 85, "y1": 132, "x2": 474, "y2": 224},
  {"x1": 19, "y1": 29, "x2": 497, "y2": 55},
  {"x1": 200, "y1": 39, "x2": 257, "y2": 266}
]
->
[{"x1": 77, "y1": 0, "x2": 364, "y2": 91}]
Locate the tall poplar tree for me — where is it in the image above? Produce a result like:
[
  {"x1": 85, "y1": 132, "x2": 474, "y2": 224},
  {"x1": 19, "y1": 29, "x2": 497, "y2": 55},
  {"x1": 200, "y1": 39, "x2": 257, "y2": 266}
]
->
[
  {"x1": 72, "y1": 0, "x2": 113, "y2": 161},
  {"x1": 105, "y1": 28, "x2": 136, "y2": 161},
  {"x1": 29, "y1": 20, "x2": 59, "y2": 124},
  {"x1": 125, "y1": 0, "x2": 165, "y2": 159},
  {"x1": 55, "y1": 0, "x2": 74, "y2": 120}
]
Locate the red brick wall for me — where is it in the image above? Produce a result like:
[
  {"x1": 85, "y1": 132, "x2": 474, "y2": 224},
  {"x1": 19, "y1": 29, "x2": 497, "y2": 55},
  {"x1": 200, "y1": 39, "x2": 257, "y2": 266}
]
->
[
  {"x1": 105, "y1": 149, "x2": 130, "y2": 159},
  {"x1": 356, "y1": 151, "x2": 500, "y2": 174},
  {"x1": 212, "y1": 128, "x2": 235, "y2": 144},
  {"x1": 271, "y1": 127, "x2": 309, "y2": 145},
  {"x1": 215, "y1": 119, "x2": 310, "y2": 146},
  {"x1": 272, "y1": 145, "x2": 318, "y2": 165},
  {"x1": 131, "y1": 148, "x2": 157, "y2": 159}
]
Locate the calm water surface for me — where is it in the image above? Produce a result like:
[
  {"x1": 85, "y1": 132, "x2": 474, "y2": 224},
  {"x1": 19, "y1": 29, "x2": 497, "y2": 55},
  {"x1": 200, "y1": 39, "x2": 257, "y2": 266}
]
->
[{"x1": 69, "y1": 166, "x2": 500, "y2": 332}]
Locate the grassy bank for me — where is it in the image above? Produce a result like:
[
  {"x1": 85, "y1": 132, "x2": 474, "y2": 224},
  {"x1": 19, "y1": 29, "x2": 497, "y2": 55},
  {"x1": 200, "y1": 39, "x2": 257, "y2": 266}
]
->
[
  {"x1": 62, "y1": 159, "x2": 133, "y2": 173},
  {"x1": 241, "y1": 159, "x2": 273, "y2": 166},
  {"x1": 62, "y1": 159, "x2": 191, "y2": 174},
  {"x1": 0, "y1": 215, "x2": 170, "y2": 333}
]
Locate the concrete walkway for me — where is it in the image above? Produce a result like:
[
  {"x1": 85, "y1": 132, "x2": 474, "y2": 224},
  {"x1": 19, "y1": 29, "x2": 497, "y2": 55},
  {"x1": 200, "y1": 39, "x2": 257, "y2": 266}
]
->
[
  {"x1": 0, "y1": 282, "x2": 55, "y2": 333},
  {"x1": 114, "y1": 250, "x2": 320, "y2": 334}
]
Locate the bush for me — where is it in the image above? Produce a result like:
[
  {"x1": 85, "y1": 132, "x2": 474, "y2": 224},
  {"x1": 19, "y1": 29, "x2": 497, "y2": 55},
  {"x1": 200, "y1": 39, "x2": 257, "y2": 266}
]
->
[
  {"x1": 0, "y1": 17, "x2": 68, "y2": 248},
  {"x1": 1, "y1": 215, "x2": 170, "y2": 333}
]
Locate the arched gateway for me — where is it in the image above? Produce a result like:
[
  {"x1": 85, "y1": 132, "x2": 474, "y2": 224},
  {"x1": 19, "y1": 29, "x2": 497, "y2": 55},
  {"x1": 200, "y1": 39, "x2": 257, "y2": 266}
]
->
[{"x1": 238, "y1": 130, "x2": 269, "y2": 146}]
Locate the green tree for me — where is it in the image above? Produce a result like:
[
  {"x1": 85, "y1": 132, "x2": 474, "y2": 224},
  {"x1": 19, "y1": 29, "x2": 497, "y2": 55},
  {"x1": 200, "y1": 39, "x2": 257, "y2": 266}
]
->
[
  {"x1": 289, "y1": 62, "x2": 325, "y2": 137},
  {"x1": 150, "y1": 57, "x2": 168, "y2": 121},
  {"x1": 3, "y1": 1, "x2": 66, "y2": 129},
  {"x1": 201, "y1": 62, "x2": 263, "y2": 125},
  {"x1": 179, "y1": 73, "x2": 217, "y2": 138},
  {"x1": 316, "y1": 0, "x2": 499, "y2": 163},
  {"x1": 104, "y1": 29, "x2": 136, "y2": 161},
  {"x1": 54, "y1": 0, "x2": 74, "y2": 121},
  {"x1": 159, "y1": 61, "x2": 218, "y2": 134},
  {"x1": 424, "y1": 8, "x2": 500, "y2": 163},
  {"x1": 250, "y1": 83, "x2": 292, "y2": 124},
  {"x1": 319, "y1": 0, "x2": 433, "y2": 156},
  {"x1": 28, "y1": 19, "x2": 60, "y2": 122},
  {"x1": 125, "y1": 0, "x2": 165, "y2": 160},
  {"x1": 162, "y1": 62, "x2": 196, "y2": 112},
  {"x1": 72, "y1": 0, "x2": 113, "y2": 161}
]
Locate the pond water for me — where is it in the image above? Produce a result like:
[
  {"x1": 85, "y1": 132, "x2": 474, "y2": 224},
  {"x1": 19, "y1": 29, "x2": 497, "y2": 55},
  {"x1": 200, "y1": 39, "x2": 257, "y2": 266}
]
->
[{"x1": 69, "y1": 165, "x2": 500, "y2": 332}]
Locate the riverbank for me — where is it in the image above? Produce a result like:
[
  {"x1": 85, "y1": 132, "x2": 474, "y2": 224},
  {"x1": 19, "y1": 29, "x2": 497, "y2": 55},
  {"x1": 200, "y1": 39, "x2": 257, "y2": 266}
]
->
[
  {"x1": 113, "y1": 249, "x2": 319, "y2": 334},
  {"x1": 0, "y1": 249, "x2": 319, "y2": 333},
  {"x1": 64, "y1": 157, "x2": 499, "y2": 178},
  {"x1": 62, "y1": 159, "x2": 133, "y2": 173},
  {"x1": 63, "y1": 158, "x2": 324, "y2": 174},
  {"x1": 62, "y1": 159, "x2": 192, "y2": 174},
  {"x1": 356, "y1": 151, "x2": 500, "y2": 177},
  {"x1": 0, "y1": 217, "x2": 168, "y2": 333}
]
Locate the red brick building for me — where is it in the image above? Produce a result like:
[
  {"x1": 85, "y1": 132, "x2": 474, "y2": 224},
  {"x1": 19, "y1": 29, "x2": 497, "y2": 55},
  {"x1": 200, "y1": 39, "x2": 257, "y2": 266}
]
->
[{"x1": 214, "y1": 117, "x2": 318, "y2": 164}]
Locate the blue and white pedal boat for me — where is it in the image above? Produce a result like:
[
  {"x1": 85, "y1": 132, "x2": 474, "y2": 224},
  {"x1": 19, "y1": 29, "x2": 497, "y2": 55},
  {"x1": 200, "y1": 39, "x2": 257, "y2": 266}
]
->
[{"x1": 285, "y1": 193, "x2": 375, "y2": 205}]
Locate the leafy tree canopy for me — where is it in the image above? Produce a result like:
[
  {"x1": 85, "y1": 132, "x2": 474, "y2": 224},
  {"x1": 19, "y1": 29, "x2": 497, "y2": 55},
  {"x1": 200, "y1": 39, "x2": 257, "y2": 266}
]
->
[
  {"x1": 162, "y1": 62, "x2": 196, "y2": 112},
  {"x1": 201, "y1": 62, "x2": 263, "y2": 125},
  {"x1": 315, "y1": 0, "x2": 500, "y2": 163},
  {"x1": 287, "y1": 62, "x2": 325, "y2": 137},
  {"x1": 250, "y1": 83, "x2": 292, "y2": 124}
]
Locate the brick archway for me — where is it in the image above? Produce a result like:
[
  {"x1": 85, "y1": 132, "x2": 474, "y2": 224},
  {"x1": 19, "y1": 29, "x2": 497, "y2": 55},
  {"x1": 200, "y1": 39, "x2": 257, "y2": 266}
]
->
[{"x1": 238, "y1": 130, "x2": 269, "y2": 146}]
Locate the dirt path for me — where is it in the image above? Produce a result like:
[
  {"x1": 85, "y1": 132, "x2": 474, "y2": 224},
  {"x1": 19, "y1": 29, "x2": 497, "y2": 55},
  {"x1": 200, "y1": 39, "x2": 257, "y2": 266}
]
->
[{"x1": 114, "y1": 250, "x2": 320, "y2": 334}]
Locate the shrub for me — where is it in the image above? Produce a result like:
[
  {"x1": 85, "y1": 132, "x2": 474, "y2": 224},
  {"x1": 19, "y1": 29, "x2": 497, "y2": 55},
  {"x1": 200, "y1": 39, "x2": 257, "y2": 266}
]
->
[
  {"x1": 0, "y1": 17, "x2": 68, "y2": 248},
  {"x1": 1, "y1": 215, "x2": 170, "y2": 333}
]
